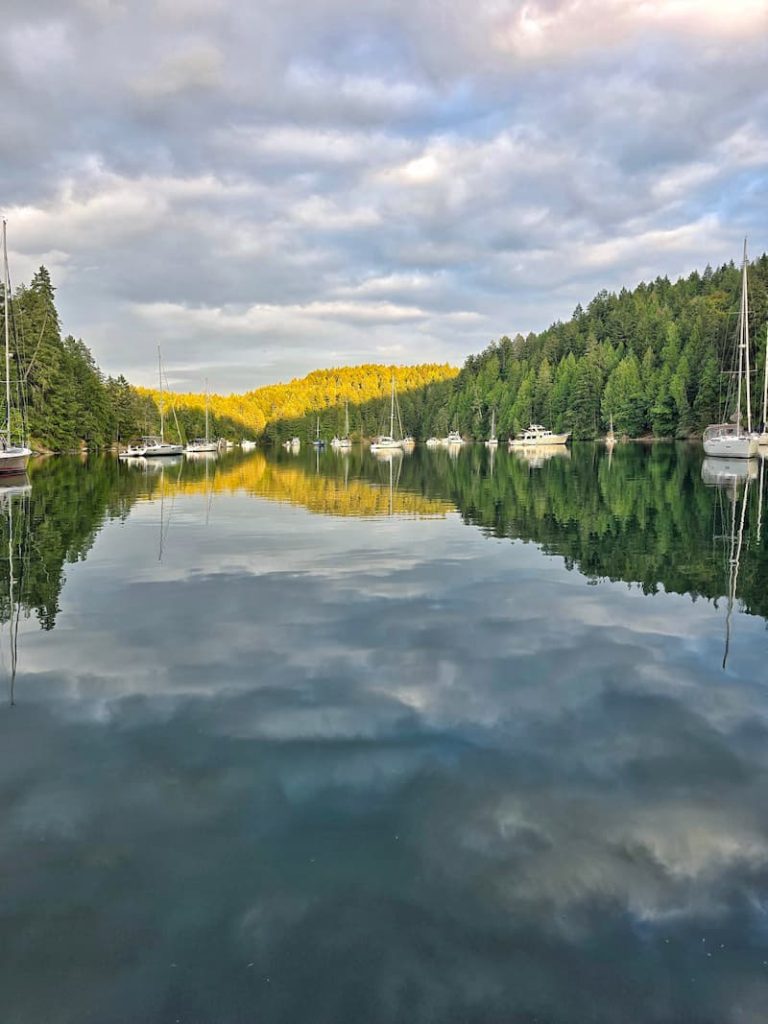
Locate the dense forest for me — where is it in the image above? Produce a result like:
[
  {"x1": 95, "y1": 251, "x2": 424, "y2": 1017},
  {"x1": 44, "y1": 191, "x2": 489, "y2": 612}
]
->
[
  {"x1": 1, "y1": 266, "x2": 155, "y2": 450},
  {"x1": 431, "y1": 253, "x2": 768, "y2": 440},
  {"x1": 6, "y1": 252, "x2": 768, "y2": 448},
  {"x1": 141, "y1": 363, "x2": 459, "y2": 443}
]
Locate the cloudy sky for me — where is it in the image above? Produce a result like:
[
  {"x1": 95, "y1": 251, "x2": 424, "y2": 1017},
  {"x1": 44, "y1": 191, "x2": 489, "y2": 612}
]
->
[{"x1": 2, "y1": 0, "x2": 767, "y2": 391}]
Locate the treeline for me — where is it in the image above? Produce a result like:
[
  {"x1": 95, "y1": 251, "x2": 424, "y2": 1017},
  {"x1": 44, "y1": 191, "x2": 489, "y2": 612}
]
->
[
  {"x1": 143, "y1": 363, "x2": 459, "y2": 442},
  {"x1": 441, "y1": 254, "x2": 768, "y2": 440},
  {"x1": 3, "y1": 266, "x2": 154, "y2": 450}
]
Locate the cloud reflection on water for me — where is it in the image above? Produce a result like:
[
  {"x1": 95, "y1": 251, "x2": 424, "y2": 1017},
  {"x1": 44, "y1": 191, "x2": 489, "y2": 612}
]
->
[{"x1": 1, "y1": 458, "x2": 768, "y2": 1023}]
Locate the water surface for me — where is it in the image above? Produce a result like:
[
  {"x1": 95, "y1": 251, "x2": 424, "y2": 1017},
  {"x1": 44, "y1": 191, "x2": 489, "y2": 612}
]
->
[{"x1": 2, "y1": 444, "x2": 768, "y2": 1023}]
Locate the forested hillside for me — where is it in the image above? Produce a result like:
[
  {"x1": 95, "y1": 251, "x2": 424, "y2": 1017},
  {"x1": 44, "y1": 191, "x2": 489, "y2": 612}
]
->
[
  {"x1": 144, "y1": 363, "x2": 459, "y2": 443},
  {"x1": 2, "y1": 266, "x2": 153, "y2": 450},
  {"x1": 7, "y1": 253, "x2": 768, "y2": 449},
  {"x1": 440, "y1": 254, "x2": 768, "y2": 440}
]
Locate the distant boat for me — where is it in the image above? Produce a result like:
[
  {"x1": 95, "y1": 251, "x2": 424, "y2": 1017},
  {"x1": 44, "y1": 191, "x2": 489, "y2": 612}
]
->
[
  {"x1": 443, "y1": 429, "x2": 463, "y2": 445},
  {"x1": 508, "y1": 424, "x2": 569, "y2": 448},
  {"x1": 703, "y1": 241, "x2": 759, "y2": 459},
  {"x1": 371, "y1": 375, "x2": 403, "y2": 452},
  {"x1": 241, "y1": 439, "x2": 257, "y2": 450},
  {"x1": 313, "y1": 416, "x2": 325, "y2": 449},
  {"x1": 186, "y1": 379, "x2": 217, "y2": 454},
  {"x1": 331, "y1": 403, "x2": 352, "y2": 450},
  {"x1": 605, "y1": 414, "x2": 616, "y2": 447},
  {"x1": 0, "y1": 221, "x2": 32, "y2": 475},
  {"x1": 120, "y1": 348, "x2": 184, "y2": 458},
  {"x1": 485, "y1": 409, "x2": 498, "y2": 448},
  {"x1": 425, "y1": 437, "x2": 440, "y2": 448}
]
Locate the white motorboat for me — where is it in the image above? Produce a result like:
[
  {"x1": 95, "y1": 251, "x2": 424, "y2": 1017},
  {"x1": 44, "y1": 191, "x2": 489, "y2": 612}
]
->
[
  {"x1": 425, "y1": 437, "x2": 440, "y2": 448},
  {"x1": 241, "y1": 439, "x2": 257, "y2": 450},
  {"x1": 443, "y1": 429, "x2": 463, "y2": 445},
  {"x1": 508, "y1": 424, "x2": 570, "y2": 448},
  {"x1": 704, "y1": 241, "x2": 759, "y2": 460},
  {"x1": 0, "y1": 221, "x2": 32, "y2": 475},
  {"x1": 370, "y1": 375, "x2": 404, "y2": 452}
]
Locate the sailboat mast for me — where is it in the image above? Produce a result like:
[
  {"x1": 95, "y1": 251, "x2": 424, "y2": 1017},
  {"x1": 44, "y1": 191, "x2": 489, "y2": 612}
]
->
[
  {"x1": 390, "y1": 373, "x2": 395, "y2": 437},
  {"x1": 3, "y1": 221, "x2": 11, "y2": 442},
  {"x1": 158, "y1": 345, "x2": 164, "y2": 442},
  {"x1": 762, "y1": 324, "x2": 768, "y2": 432},
  {"x1": 742, "y1": 241, "x2": 752, "y2": 434},
  {"x1": 205, "y1": 378, "x2": 210, "y2": 443}
]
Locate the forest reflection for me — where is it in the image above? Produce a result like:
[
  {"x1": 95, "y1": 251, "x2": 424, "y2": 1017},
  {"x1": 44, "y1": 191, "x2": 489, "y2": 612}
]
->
[{"x1": 1, "y1": 443, "x2": 766, "y2": 639}]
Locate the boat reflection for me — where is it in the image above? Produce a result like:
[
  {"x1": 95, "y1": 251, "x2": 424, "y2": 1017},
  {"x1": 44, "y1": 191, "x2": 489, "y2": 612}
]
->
[
  {"x1": 511, "y1": 444, "x2": 572, "y2": 468},
  {"x1": 701, "y1": 457, "x2": 758, "y2": 487}
]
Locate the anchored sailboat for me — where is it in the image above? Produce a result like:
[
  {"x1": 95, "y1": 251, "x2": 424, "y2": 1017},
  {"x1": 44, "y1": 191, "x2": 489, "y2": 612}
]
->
[
  {"x1": 120, "y1": 348, "x2": 184, "y2": 458},
  {"x1": 186, "y1": 379, "x2": 217, "y2": 454},
  {"x1": 331, "y1": 402, "x2": 352, "y2": 450},
  {"x1": 703, "y1": 241, "x2": 759, "y2": 459},
  {"x1": 371, "y1": 375, "x2": 403, "y2": 452},
  {"x1": 758, "y1": 325, "x2": 768, "y2": 448},
  {"x1": 0, "y1": 222, "x2": 32, "y2": 474},
  {"x1": 485, "y1": 409, "x2": 498, "y2": 448}
]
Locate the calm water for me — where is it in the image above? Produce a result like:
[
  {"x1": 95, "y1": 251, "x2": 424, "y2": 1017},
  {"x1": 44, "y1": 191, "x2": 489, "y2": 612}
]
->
[{"x1": 2, "y1": 443, "x2": 768, "y2": 1024}]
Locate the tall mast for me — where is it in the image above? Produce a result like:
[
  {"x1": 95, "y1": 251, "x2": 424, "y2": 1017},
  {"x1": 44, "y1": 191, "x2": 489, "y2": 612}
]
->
[
  {"x1": 742, "y1": 240, "x2": 752, "y2": 434},
  {"x1": 3, "y1": 220, "x2": 11, "y2": 443},
  {"x1": 390, "y1": 373, "x2": 395, "y2": 437},
  {"x1": 158, "y1": 345, "x2": 164, "y2": 442},
  {"x1": 205, "y1": 378, "x2": 210, "y2": 443},
  {"x1": 762, "y1": 323, "x2": 768, "y2": 432},
  {"x1": 736, "y1": 246, "x2": 745, "y2": 436},
  {"x1": 345, "y1": 401, "x2": 349, "y2": 437}
]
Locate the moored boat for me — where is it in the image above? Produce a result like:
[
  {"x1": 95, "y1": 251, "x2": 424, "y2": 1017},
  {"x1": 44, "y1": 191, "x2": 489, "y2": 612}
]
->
[
  {"x1": 370, "y1": 375, "x2": 404, "y2": 452},
  {"x1": 704, "y1": 241, "x2": 759, "y2": 460},
  {"x1": 0, "y1": 221, "x2": 32, "y2": 475},
  {"x1": 508, "y1": 424, "x2": 569, "y2": 448}
]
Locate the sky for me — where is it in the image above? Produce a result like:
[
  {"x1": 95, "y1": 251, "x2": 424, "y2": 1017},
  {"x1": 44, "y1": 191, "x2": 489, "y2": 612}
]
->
[{"x1": 1, "y1": 0, "x2": 767, "y2": 393}]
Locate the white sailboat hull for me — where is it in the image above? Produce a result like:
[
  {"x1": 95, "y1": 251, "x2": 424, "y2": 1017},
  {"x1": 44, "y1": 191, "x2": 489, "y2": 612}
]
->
[
  {"x1": 0, "y1": 447, "x2": 31, "y2": 473},
  {"x1": 143, "y1": 443, "x2": 185, "y2": 457},
  {"x1": 370, "y1": 437, "x2": 402, "y2": 451},
  {"x1": 702, "y1": 434, "x2": 758, "y2": 459},
  {"x1": 185, "y1": 442, "x2": 217, "y2": 453}
]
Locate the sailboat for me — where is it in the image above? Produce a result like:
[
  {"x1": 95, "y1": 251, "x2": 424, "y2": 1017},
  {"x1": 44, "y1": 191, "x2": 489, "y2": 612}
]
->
[
  {"x1": 120, "y1": 348, "x2": 184, "y2": 458},
  {"x1": 605, "y1": 414, "x2": 616, "y2": 448},
  {"x1": 485, "y1": 409, "x2": 498, "y2": 448},
  {"x1": 0, "y1": 221, "x2": 32, "y2": 474},
  {"x1": 312, "y1": 416, "x2": 325, "y2": 449},
  {"x1": 331, "y1": 403, "x2": 352, "y2": 449},
  {"x1": 703, "y1": 241, "x2": 759, "y2": 459},
  {"x1": 757, "y1": 325, "x2": 768, "y2": 448},
  {"x1": 370, "y1": 375, "x2": 403, "y2": 452},
  {"x1": 186, "y1": 379, "x2": 217, "y2": 453}
]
